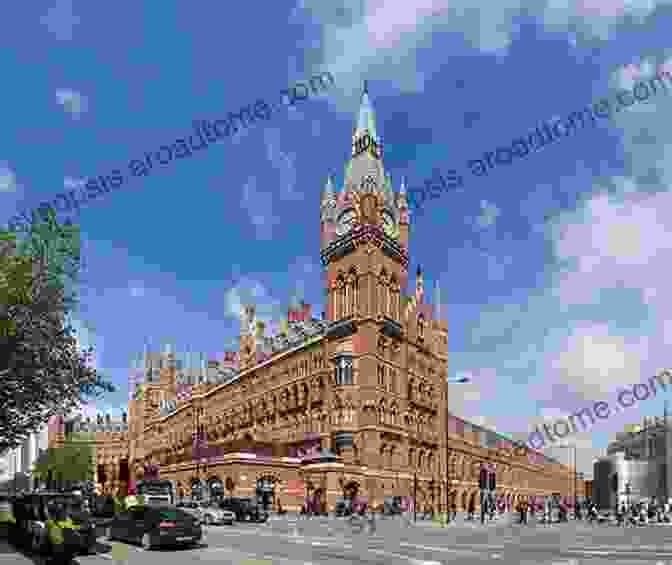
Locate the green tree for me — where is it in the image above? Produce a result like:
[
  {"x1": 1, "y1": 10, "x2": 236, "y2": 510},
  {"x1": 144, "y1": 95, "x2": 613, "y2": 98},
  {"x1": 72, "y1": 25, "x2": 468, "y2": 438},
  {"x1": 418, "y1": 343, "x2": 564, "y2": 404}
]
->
[
  {"x1": 0, "y1": 208, "x2": 114, "y2": 453},
  {"x1": 33, "y1": 433, "x2": 96, "y2": 489}
]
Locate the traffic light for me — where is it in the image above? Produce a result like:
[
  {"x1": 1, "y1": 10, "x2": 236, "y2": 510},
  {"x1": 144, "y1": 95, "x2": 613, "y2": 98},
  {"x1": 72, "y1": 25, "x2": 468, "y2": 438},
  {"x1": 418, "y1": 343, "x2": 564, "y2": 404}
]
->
[
  {"x1": 479, "y1": 468, "x2": 488, "y2": 490},
  {"x1": 488, "y1": 472, "x2": 496, "y2": 491},
  {"x1": 611, "y1": 473, "x2": 618, "y2": 492}
]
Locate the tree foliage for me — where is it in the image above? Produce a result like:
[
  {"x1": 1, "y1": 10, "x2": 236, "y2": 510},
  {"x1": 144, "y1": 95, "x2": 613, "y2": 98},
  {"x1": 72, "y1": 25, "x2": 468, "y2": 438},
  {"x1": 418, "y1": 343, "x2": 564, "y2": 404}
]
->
[
  {"x1": 33, "y1": 433, "x2": 96, "y2": 485},
  {"x1": 0, "y1": 208, "x2": 114, "y2": 453}
]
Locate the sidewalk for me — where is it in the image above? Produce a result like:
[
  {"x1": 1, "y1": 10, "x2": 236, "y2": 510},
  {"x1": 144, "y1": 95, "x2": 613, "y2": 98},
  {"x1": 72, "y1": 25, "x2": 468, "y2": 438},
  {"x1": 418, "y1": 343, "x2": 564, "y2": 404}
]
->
[{"x1": 0, "y1": 539, "x2": 34, "y2": 564}]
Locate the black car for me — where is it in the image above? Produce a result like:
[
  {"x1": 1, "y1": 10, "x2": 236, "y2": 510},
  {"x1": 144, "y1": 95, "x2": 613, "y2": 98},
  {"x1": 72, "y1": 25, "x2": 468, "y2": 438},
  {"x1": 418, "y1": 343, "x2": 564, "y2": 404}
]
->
[
  {"x1": 106, "y1": 505, "x2": 202, "y2": 550},
  {"x1": 13, "y1": 492, "x2": 97, "y2": 555},
  {"x1": 219, "y1": 497, "x2": 267, "y2": 522}
]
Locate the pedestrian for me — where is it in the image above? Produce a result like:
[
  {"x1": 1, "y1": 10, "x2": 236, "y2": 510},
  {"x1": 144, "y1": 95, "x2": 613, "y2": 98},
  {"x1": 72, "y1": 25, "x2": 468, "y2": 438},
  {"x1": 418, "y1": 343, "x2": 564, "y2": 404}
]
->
[
  {"x1": 367, "y1": 509, "x2": 376, "y2": 535},
  {"x1": 468, "y1": 497, "x2": 475, "y2": 522},
  {"x1": 451, "y1": 500, "x2": 457, "y2": 522},
  {"x1": 518, "y1": 497, "x2": 528, "y2": 525}
]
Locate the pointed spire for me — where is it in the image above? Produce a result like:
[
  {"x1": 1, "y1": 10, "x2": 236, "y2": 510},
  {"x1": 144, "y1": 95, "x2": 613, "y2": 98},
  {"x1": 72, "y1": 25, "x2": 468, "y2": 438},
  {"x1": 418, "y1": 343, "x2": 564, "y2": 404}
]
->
[
  {"x1": 200, "y1": 352, "x2": 207, "y2": 384},
  {"x1": 186, "y1": 345, "x2": 192, "y2": 385},
  {"x1": 416, "y1": 265, "x2": 424, "y2": 304},
  {"x1": 321, "y1": 174, "x2": 337, "y2": 214},
  {"x1": 397, "y1": 176, "x2": 408, "y2": 213},
  {"x1": 384, "y1": 172, "x2": 394, "y2": 199},
  {"x1": 143, "y1": 339, "x2": 152, "y2": 376},
  {"x1": 323, "y1": 174, "x2": 335, "y2": 198},
  {"x1": 433, "y1": 280, "x2": 442, "y2": 320},
  {"x1": 355, "y1": 80, "x2": 378, "y2": 141}
]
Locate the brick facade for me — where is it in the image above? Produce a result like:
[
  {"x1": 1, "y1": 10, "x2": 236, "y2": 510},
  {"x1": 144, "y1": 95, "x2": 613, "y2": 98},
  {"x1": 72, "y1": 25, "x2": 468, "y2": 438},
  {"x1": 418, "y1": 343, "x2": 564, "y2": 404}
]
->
[{"x1": 50, "y1": 83, "x2": 583, "y2": 511}]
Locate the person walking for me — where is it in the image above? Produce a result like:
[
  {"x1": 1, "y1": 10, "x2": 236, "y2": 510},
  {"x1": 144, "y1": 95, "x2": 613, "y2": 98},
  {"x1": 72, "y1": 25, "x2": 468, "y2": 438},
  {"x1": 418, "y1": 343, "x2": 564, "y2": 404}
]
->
[
  {"x1": 518, "y1": 497, "x2": 528, "y2": 525},
  {"x1": 451, "y1": 500, "x2": 457, "y2": 522},
  {"x1": 467, "y1": 496, "x2": 475, "y2": 522}
]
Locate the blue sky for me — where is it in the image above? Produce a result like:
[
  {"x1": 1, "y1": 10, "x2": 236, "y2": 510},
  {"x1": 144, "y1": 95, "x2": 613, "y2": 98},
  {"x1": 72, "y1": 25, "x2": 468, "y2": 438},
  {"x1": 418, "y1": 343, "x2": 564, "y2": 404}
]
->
[{"x1": 3, "y1": 0, "x2": 672, "y2": 477}]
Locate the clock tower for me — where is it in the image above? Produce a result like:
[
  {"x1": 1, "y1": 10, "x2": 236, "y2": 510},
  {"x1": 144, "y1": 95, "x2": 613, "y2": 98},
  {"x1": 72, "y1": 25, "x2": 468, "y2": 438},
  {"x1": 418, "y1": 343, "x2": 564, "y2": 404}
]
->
[
  {"x1": 318, "y1": 83, "x2": 450, "y2": 474},
  {"x1": 320, "y1": 81, "x2": 410, "y2": 326}
]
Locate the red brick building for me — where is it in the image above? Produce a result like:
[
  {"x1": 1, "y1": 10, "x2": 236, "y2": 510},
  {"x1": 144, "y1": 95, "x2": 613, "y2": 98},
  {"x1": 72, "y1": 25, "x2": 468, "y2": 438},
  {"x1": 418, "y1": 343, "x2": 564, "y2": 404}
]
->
[{"x1": 53, "y1": 84, "x2": 581, "y2": 512}]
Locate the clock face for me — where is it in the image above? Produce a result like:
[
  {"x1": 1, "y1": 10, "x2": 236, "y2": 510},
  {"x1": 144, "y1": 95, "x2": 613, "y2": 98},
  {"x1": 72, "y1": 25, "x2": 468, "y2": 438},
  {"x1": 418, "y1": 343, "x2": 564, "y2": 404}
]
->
[
  {"x1": 382, "y1": 210, "x2": 397, "y2": 238},
  {"x1": 337, "y1": 209, "x2": 356, "y2": 236}
]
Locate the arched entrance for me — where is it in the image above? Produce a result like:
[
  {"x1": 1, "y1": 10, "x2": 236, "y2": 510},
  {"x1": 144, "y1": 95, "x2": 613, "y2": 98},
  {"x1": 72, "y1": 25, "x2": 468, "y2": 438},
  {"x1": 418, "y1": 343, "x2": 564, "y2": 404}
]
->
[
  {"x1": 191, "y1": 477, "x2": 203, "y2": 501},
  {"x1": 469, "y1": 491, "x2": 477, "y2": 511},
  {"x1": 312, "y1": 488, "x2": 326, "y2": 515},
  {"x1": 256, "y1": 475, "x2": 275, "y2": 512},
  {"x1": 342, "y1": 481, "x2": 360, "y2": 513},
  {"x1": 208, "y1": 476, "x2": 224, "y2": 503}
]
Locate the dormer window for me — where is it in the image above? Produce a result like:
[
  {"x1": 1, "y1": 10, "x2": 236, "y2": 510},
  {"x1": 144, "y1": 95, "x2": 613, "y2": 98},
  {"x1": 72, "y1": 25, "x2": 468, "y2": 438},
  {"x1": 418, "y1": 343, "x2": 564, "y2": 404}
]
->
[{"x1": 334, "y1": 355, "x2": 353, "y2": 385}]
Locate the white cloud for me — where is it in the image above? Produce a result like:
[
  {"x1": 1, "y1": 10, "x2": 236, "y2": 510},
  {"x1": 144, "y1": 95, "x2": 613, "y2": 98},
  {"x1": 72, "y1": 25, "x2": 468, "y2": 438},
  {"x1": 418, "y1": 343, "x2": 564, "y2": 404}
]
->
[
  {"x1": 224, "y1": 277, "x2": 284, "y2": 326},
  {"x1": 264, "y1": 128, "x2": 301, "y2": 201},
  {"x1": 41, "y1": 0, "x2": 80, "y2": 41},
  {"x1": 291, "y1": 0, "x2": 671, "y2": 121},
  {"x1": 0, "y1": 163, "x2": 18, "y2": 193},
  {"x1": 129, "y1": 282, "x2": 146, "y2": 298},
  {"x1": 241, "y1": 177, "x2": 281, "y2": 240},
  {"x1": 56, "y1": 89, "x2": 88, "y2": 119}
]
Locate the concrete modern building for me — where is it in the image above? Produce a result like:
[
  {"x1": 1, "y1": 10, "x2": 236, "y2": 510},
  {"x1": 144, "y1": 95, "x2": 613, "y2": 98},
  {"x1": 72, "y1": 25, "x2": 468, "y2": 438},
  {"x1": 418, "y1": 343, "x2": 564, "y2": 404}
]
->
[
  {"x1": 48, "y1": 83, "x2": 582, "y2": 512},
  {"x1": 0, "y1": 423, "x2": 49, "y2": 493},
  {"x1": 594, "y1": 416, "x2": 672, "y2": 509}
]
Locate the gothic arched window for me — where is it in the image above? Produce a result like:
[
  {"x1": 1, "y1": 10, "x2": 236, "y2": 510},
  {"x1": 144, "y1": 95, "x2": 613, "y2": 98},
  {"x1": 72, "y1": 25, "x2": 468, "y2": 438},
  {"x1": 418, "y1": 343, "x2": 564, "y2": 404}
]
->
[
  {"x1": 348, "y1": 268, "x2": 358, "y2": 317},
  {"x1": 334, "y1": 275, "x2": 346, "y2": 319},
  {"x1": 390, "y1": 277, "x2": 399, "y2": 320},
  {"x1": 418, "y1": 315, "x2": 426, "y2": 341},
  {"x1": 378, "y1": 269, "x2": 388, "y2": 317}
]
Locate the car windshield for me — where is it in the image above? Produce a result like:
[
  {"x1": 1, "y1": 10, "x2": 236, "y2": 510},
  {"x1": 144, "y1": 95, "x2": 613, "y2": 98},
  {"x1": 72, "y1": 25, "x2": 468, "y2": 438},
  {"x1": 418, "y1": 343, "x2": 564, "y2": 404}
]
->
[{"x1": 47, "y1": 497, "x2": 83, "y2": 513}]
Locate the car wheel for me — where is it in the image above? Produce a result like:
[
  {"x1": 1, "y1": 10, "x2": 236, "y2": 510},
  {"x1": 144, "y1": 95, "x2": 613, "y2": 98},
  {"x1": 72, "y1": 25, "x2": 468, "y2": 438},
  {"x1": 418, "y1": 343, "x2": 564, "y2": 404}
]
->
[
  {"x1": 32, "y1": 533, "x2": 42, "y2": 554},
  {"x1": 141, "y1": 533, "x2": 152, "y2": 550}
]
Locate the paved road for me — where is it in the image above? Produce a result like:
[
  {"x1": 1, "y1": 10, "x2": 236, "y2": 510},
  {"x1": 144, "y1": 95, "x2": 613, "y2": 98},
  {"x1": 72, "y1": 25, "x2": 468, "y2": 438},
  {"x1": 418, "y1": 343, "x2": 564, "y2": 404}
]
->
[{"x1": 8, "y1": 515, "x2": 672, "y2": 564}]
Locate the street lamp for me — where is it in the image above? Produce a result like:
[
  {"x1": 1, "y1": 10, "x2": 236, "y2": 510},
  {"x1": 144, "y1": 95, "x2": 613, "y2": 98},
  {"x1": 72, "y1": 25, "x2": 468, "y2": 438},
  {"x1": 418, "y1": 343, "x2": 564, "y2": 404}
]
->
[
  {"x1": 445, "y1": 375, "x2": 471, "y2": 527},
  {"x1": 550, "y1": 444, "x2": 577, "y2": 512}
]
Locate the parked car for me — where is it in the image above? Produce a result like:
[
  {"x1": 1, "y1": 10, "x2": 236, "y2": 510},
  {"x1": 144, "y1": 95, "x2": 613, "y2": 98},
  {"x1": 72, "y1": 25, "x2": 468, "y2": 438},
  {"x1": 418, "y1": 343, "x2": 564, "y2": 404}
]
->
[
  {"x1": 176, "y1": 501, "x2": 200, "y2": 518},
  {"x1": 13, "y1": 492, "x2": 97, "y2": 555},
  {"x1": 92, "y1": 495, "x2": 116, "y2": 519},
  {"x1": 219, "y1": 497, "x2": 267, "y2": 523},
  {"x1": 196, "y1": 502, "x2": 235, "y2": 525},
  {"x1": 106, "y1": 505, "x2": 202, "y2": 549}
]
